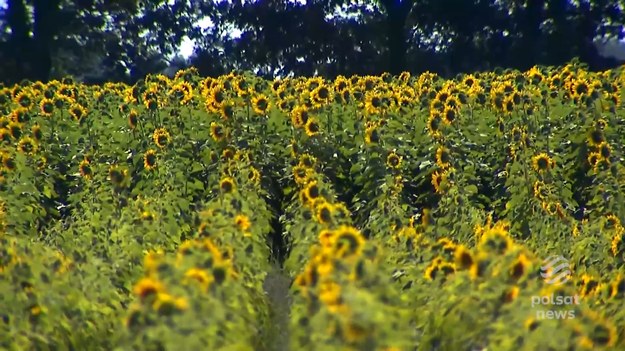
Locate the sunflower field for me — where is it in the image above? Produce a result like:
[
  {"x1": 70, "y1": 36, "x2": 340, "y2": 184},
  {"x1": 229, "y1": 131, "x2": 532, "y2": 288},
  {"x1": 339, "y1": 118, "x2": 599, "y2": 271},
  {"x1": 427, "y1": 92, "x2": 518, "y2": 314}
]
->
[{"x1": 1, "y1": 61, "x2": 625, "y2": 351}]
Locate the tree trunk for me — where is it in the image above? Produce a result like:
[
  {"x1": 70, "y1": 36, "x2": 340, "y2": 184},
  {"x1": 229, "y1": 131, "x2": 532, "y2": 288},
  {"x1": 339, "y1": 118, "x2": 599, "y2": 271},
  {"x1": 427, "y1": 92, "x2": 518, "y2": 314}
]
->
[{"x1": 382, "y1": 0, "x2": 412, "y2": 75}]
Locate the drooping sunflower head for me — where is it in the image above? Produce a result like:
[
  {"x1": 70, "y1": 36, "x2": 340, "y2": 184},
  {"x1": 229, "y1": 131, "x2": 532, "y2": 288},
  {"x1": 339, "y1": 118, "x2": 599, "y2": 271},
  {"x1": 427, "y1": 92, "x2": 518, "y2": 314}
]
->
[{"x1": 143, "y1": 149, "x2": 157, "y2": 171}]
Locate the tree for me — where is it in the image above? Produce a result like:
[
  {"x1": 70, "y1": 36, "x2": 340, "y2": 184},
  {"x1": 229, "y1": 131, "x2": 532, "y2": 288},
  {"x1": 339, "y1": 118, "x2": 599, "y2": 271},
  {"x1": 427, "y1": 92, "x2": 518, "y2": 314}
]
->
[{"x1": 0, "y1": 0, "x2": 204, "y2": 83}]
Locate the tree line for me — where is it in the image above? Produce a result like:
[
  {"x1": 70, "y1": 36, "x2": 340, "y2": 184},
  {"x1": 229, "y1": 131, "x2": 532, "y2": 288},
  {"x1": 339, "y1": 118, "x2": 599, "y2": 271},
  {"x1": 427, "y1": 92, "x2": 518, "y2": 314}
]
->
[{"x1": 1, "y1": 0, "x2": 624, "y2": 84}]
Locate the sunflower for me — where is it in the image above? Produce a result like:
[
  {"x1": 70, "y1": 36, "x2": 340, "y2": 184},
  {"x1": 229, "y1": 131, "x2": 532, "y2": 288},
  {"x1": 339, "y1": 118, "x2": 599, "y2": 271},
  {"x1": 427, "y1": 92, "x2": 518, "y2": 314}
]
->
[
  {"x1": 431, "y1": 171, "x2": 443, "y2": 193},
  {"x1": 332, "y1": 225, "x2": 366, "y2": 258},
  {"x1": 533, "y1": 180, "x2": 548, "y2": 199},
  {"x1": 531, "y1": 153, "x2": 555, "y2": 173},
  {"x1": 597, "y1": 142, "x2": 612, "y2": 159},
  {"x1": 109, "y1": 165, "x2": 128, "y2": 187},
  {"x1": 169, "y1": 82, "x2": 193, "y2": 105},
  {"x1": 152, "y1": 128, "x2": 171, "y2": 148},
  {"x1": 510, "y1": 253, "x2": 532, "y2": 280},
  {"x1": 299, "y1": 153, "x2": 317, "y2": 168},
  {"x1": 315, "y1": 201, "x2": 333, "y2": 224},
  {"x1": 251, "y1": 94, "x2": 270, "y2": 115},
  {"x1": 610, "y1": 275, "x2": 625, "y2": 298},
  {"x1": 364, "y1": 91, "x2": 383, "y2": 115},
  {"x1": 587, "y1": 152, "x2": 601, "y2": 167},
  {"x1": 386, "y1": 151, "x2": 402, "y2": 170},
  {"x1": 10, "y1": 107, "x2": 30, "y2": 124},
  {"x1": 442, "y1": 105, "x2": 457, "y2": 125},
  {"x1": 454, "y1": 245, "x2": 474, "y2": 270},
  {"x1": 17, "y1": 136, "x2": 37, "y2": 155},
  {"x1": 210, "y1": 122, "x2": 226, "y2": 142},
  {"x1": 293, "y1": 164, "x2": 311, "y2": 185},
  {"x1": 0, "y1": 128, "x2": 10, "y2": 143},
  {"x1": 133, "y1": 277, "x2": 165, "y2": 300},
  {"x1": 304, "y1": 118, "x2": 320, "y2": 137},
  {"x1": 143, "y1": 149, "x2": 157, "y2": 171},
  {"x1": 426, "y1": 112, "x2": 443, "y2": 138},
  {"x1": 604, "y1": 214, "x2": 621, "y2": 230},
  {"x1": 235, "y1": 214, "x2": 251, "y2": 232},
  {"x1": 311, "y1": 84, "x2": 333, "y2": 106},
  {"x1": 7, "y1": 121, "x2": 22, "y2": 139},
  {"x1": 184, "y1": 268, "x2": 213, "y2": 292},
  {"x1": 15, "y1": 90, "x2": 34, "y2": 109},
  {"x1": 478, "y1": 226, "x2": 513, "y2": 255},
  {"x1": 435, "y1": 145, "x2": 451, "y2": 169},
  {"x1": 128, "y1": 109, "x2": 138, "y2": 130},
  {"x1": 500, "y1": 286, "x2": 520, "y2": 304},
  {"x1": 153, "y1": 293, "x2": 188, "y2": 315},
  {"x1": 291, "y1": 105, "x2": 309, "y2": 128},
  {"x1": 304, "y1": 181, "x2": 320, "y2": 202},
  {"x1": 219, "y1": 176, "x2": 236, "y2": 193},
  {"x1": 219, "y1": 101, "x2": 235, "y2": 120},
  {"x1": 587, "y1": 129, "x2": 605, "y2": 147},
  {"x1": 364, "y1": 126, "x2": 380, "y2": 144},
  {"x1": 79, "y1": 159, "x2": 93, "y2": 180},
  {"x1": 69, "y1": 103, "x2": 87, "y2": 122},
  {"x1": 248, "y1": 167, "x2": 261, "y2": 184}
]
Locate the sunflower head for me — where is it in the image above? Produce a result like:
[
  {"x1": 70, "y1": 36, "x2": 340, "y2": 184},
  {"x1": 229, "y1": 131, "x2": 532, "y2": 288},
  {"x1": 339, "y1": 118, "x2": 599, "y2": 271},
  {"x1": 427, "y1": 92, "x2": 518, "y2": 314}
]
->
[
  {"x1": 210, "y1": 122, "x2": 227, "y2": 142},
  {"x1": 332, "y1": 225, "x2": 366, "y2": 258},
  {"x1": 235, "y1": 214, "x2": 251, "y2": 232},
  {"x1": 532, "y1": 153, "x2": 555, "y2": 173},
  {"x1": 128, "y1": 109, "x2": 138, "y2": 129},
  {"x1": 304, "y1": 118, "x2": 320, "y2": 137},
  {"x1": 386, "y1": 152, "x2": 402, "y2": 169},
  {"x1": 152, "y1": 128, "x2": 171, "y2": 148},
  {"x1": 79, "y1": 159, "x2": 93, "y2": 180},
  {"x1": 133, "y1": 277, "x2": 164, "y2": 301},
  {"x1": 252, "y1": 94, "x2": 270, "y2": 115},
  {"x1": 109, "y1": 165, "x2": 128, "y2": 187},
  {"x1": 435, "y1": 145, "x2": 451, "y2": 169},
  {"x1": 219, "y1": 177, "x2": 236, "y2": 194},
  {"x1": 143, "y1": 149, "x2": 157, "y2": 171},
  {"x1": 16, "y1": 136, "x2": 37, "y2": 155},
  {"x1": 69, "y1": 104, "x2": 87, "y2": 122},
  {"x1": 315, "y1": 201, "x2": 333, "y2": 224}
]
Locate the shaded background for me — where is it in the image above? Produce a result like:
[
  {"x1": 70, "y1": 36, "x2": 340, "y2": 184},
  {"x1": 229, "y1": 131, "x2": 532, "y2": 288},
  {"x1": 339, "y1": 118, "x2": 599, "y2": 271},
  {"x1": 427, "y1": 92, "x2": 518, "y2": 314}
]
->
[{"x1": 1, "y1": 0, "x2": 624, "y2": 84}]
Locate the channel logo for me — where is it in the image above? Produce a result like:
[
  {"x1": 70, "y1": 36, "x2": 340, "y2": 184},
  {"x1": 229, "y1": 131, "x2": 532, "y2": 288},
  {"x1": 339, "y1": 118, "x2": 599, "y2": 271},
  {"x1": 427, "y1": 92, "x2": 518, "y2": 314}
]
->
[{"x1": 540, "y1": 255, "x2": 571, "y2": 285}]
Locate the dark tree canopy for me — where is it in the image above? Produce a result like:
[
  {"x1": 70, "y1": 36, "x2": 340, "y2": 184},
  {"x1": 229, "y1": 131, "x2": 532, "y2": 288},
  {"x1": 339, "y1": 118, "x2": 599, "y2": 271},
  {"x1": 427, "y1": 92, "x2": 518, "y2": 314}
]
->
[{"x1": 1, "y1": 0, "x2": 624, "y2": 84}]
